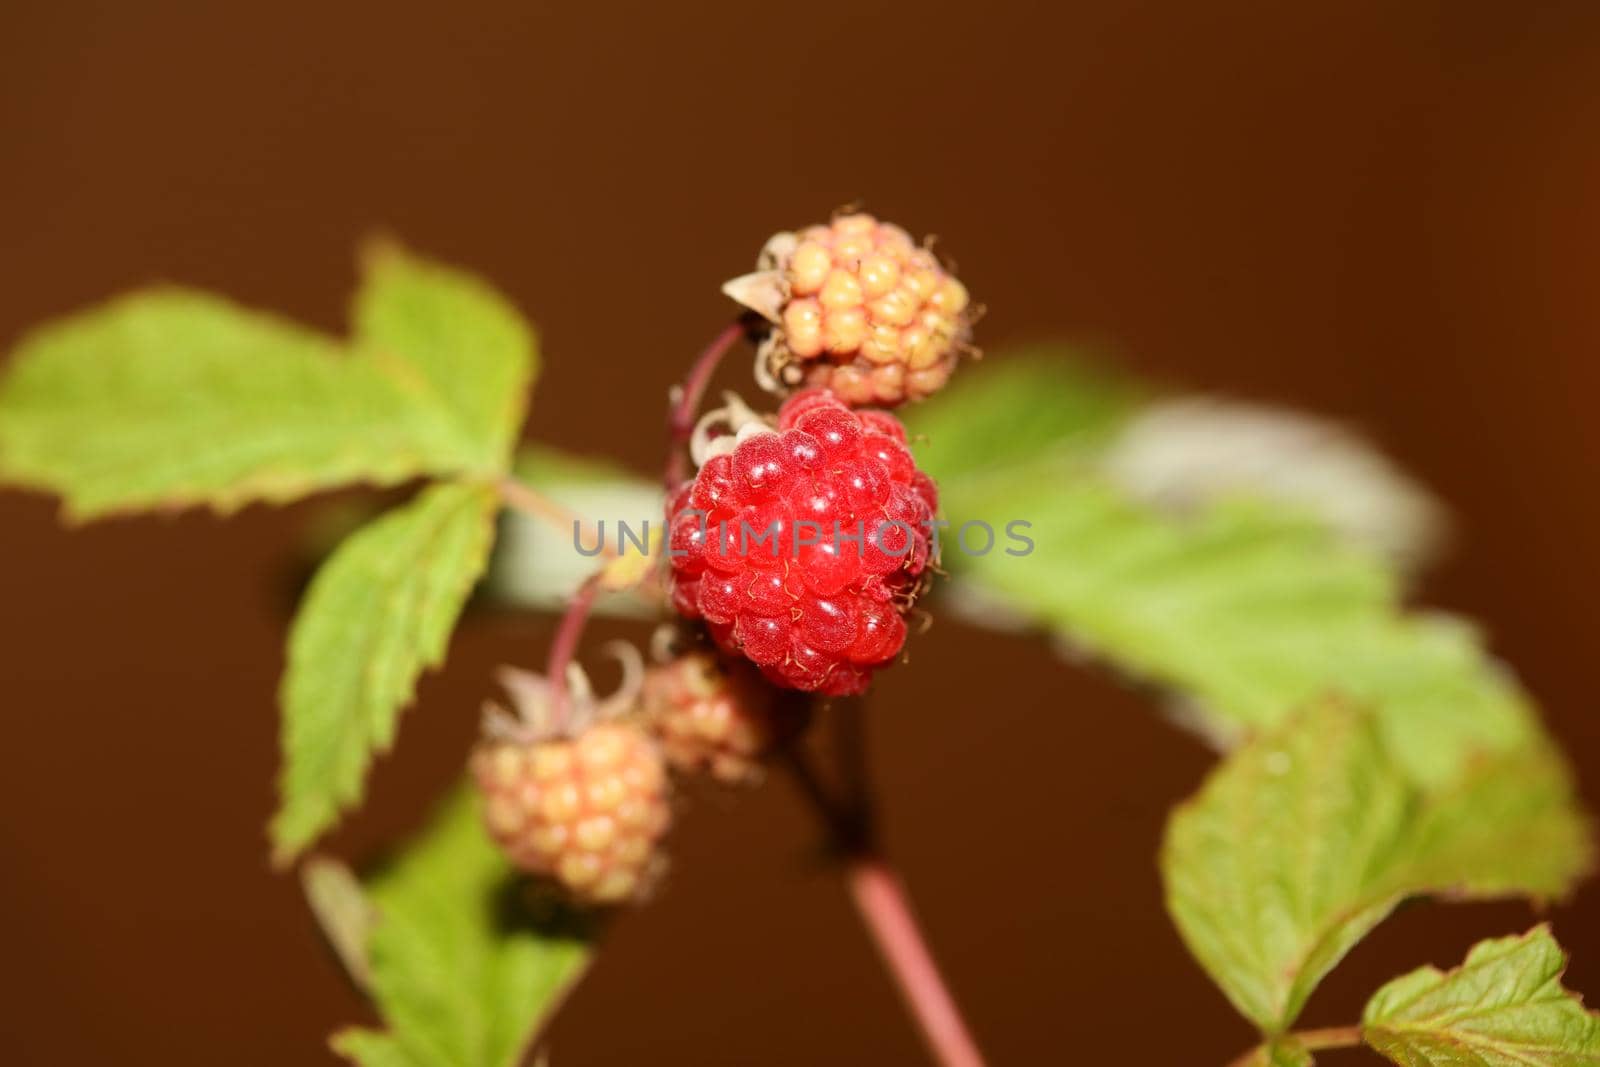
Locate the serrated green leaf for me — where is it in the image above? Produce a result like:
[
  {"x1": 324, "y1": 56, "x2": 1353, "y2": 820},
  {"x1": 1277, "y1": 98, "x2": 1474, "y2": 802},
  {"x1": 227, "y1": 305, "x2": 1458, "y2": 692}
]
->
[
  {"x1": 273, "y1": 483, "x2": 498, "y2": 860},
  {"x1": 329, "y1": 789, "x2": 592, "y2": 1067},
  {"x1": 1161, "y1": 702, "x2": 1591, "y2": 1034},
  {"x1": 1363, "y1": 926, "x2": 1600, "y2": 1065},
  {"x1": 0, "y1": 290, "x2": 489, "y2": 518},
  {"x1": 927, "y1": 462, "x2": 1532, "y2": 788},
  {"x1": 0, "y1": 247, "x2": 536, "y2": 519},
  {"x1": 910, "y1": 356, "x2": 1527, "y2": 785},
  {"x1": 353, "y1": 244, "x2": 537, "y2": 470}
]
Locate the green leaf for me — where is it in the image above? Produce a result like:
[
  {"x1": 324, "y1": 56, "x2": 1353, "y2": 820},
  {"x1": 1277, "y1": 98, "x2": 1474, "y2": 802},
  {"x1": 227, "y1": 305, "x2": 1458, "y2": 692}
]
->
[
  {"x1": 923, "y1": 460, "x2": 1532, "y2": 787},
  {"x1": 1098, "y1": 397, "x2": 1445, "y2": 571},
  {"x1": 327, "y1": 789, "x2": 592, "y2": 1067},
  {"x1": 909, "y1": 355, "x2": 1521, "y2": 785},
  {"x1": 353, "y1": 243, "x2": 537, "y2": 470},
  {"x1": 273, "y1": 482, "x2": 498, "y2": 860},
  {"x1": 0, "y1": 290, "x2": 478, "y2": 518},
  {"x1": 910, "y1": 351, "x2": 1443, "y2": 570},
  {"x1": 1363, "y1": 926, "x2": 1600, "y2": 1065},
  {"x1": 1161, "y1": 701, "x2": 1591, "y2": 1034},
  {"x1": 903, "y1": 348, "x2": 1140, "y2": 477},
  {"x1": 0, "y1": 248, "x2": 535, "y2": 519},
  {"x1": 331, "y1": 1031, "x2": 424, "y2": 1067}
]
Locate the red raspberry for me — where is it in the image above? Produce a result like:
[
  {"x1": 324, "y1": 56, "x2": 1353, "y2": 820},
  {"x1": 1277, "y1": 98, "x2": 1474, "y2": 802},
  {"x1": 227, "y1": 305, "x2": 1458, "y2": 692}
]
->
[
  {"x1": 643, "y1": 651, "x2": 804, "y2": 784},
  {"x1": 472, "y1": 721, "x2": 671, "y2": 905},
  {"x1": 723, "y1": 213, "x2": 974, "y2": 407},
  {"x1": 665, "y1": 390, "x2": 937, "y2": 695}
]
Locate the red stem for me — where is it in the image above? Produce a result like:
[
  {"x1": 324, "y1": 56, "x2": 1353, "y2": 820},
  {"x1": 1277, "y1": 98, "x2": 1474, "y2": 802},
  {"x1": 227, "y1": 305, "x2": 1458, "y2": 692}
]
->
[
  {"x1": 782, "y1": 743, "x2": 987, "y2": 1067},
  {"x1": 664, "y1": 319, "x2": 748, "y2": 490},
  {"x1": 847, "y1": 857, "x2": 988, "y2": 1067},
  {"x1": 662, "y1": 318, "x2": 984, "y2": 1065},
  {"x1": 545, "y1": 573, "x2": 602, "y2": 731}
]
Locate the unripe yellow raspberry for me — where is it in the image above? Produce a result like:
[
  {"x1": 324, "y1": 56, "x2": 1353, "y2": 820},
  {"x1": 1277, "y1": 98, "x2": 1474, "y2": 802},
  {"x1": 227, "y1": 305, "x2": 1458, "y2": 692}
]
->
[
  {"x1": 470, "y1": 653, "x2": 670, "y2": 906},
  {"x1": 723, "y1": 213, "x2": 976, "y2": 406},
  {"x1": 642, "y1": 652, "x2": 802, "y2": 785},
  {"x1": 472, "y1": 722, "x2": 671, "y2": 906}
]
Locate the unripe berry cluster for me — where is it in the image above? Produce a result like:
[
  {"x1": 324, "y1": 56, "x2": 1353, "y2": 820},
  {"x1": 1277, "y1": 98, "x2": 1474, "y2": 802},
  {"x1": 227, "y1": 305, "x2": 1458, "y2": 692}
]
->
[
  {"x1": 472, "y1": 720, "x2": 670, "y2": 906},
  {"x1": 642, "y1": 650, "x2": 796, "y2": 784},
  {"x1": 666, "y1": 389, "x2": 937, "y2": 695},
  {"x1": 728, "y1": 213, "x2": 973, "y2": 407}
]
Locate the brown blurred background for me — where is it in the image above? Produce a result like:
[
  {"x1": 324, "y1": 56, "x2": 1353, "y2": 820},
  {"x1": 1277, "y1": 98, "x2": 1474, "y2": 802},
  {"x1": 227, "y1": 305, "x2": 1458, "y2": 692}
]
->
[{"x1": 4, "y1": 1, "x2": 1599, "y2": 1063}]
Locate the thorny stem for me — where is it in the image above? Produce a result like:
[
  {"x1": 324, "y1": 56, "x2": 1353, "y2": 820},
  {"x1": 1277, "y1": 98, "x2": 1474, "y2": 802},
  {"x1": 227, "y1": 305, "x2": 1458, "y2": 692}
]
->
[
  {"x1": 783, "y1": 739, "x2": 988, "y2": 1067},
  {"x1": 1223, "y1": 1025, "x2": 1363, "y2": 1067},
  {"x1": 544, "y1": 573, "x2": 602, "y2": 731},
  {"x1": 664, "y1": 319, "x2": 750, "y2": 490}
]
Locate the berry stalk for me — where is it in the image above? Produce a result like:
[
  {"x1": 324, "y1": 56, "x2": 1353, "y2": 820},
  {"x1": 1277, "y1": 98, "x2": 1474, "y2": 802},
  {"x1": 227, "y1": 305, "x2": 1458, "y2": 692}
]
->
[
  {"x1": 545, "y1": 572, "x2": 603, "y2": 729},
  {"x1": 498, "y1": 476, "x2": 615, "y2": 560},
  {"x1": 665, "y1": 319, "x2": 748, "y2": 489},
  {"x1": 848, "y1": 857, "x2": 987, "y2": 1067},
  {"x1": 783, "y1": 742, "x2": 987, "y2": 1067},
  {"x1": 1222, "y1": 1026, "x2": 1362, "y2": 1067}
]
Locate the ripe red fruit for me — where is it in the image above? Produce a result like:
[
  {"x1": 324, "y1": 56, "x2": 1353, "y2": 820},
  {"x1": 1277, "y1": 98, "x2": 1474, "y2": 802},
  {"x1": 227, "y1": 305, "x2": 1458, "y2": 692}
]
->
[
  {"x1": 472, "y1": 721, "x2": 671, "y2": 905},
  {"x1": 643, "y1": 651, "x2": 804, "y2": 784},
  {"x1": 665, "y1": 390, "x2": 937, "y2": 695}
]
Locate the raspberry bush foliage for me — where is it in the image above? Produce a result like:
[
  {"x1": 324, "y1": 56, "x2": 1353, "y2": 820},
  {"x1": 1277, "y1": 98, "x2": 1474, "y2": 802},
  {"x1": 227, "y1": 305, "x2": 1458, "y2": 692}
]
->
[{"x1": 2, "y1": 218, "x2": 1598, "y2": 1067}]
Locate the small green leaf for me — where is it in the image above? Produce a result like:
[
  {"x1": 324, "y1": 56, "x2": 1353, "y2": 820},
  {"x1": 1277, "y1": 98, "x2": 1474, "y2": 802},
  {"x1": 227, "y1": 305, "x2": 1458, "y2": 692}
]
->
[
  {"x1": 0, "y1": 289, "x2": 491, "y2": 518},
  {"x1": 329, "y1": 789, "x2": 592, "y2": 1067},
  {"x1": 1161, "y1": 701, "x2": 1591, "y2": 1035},
  {"x1": 353, "y1": 243, "x2": 537, "y2": 470},
  {"x1": 272, "y1": 482, "x2": 498, "y2": 860},
  {"x1": 1363, "y1": 926, "x2": 1600, "y2": 1065}
]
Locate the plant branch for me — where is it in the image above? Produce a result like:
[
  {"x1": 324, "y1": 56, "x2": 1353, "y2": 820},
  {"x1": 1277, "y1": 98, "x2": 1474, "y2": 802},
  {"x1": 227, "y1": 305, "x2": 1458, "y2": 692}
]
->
[
  {"x1": 847, "y1": 857, "x2": 988, "y2": 1067},
  {"x1": 1297, "y1": 1026, "x2": 1363, "y2": 1051},
  {"x1": 497, "y1": 476, "x2": 615, "y2": 560},
  {"x1": 545, "y1": 572, "x2": 602, "y2": 731},
  {"x1": 783, "y1": 738, "x2": 987, "y2": 1067},
  {"x1": 664, "y1": 319, "x2": 749, "y2": 490},
  {"x1": 832, "y1": 697, "x2": 876, "y2": 838},
  {"x1": 1223, "y1": 1025, "x2": 1363, "y2": 1067}
]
